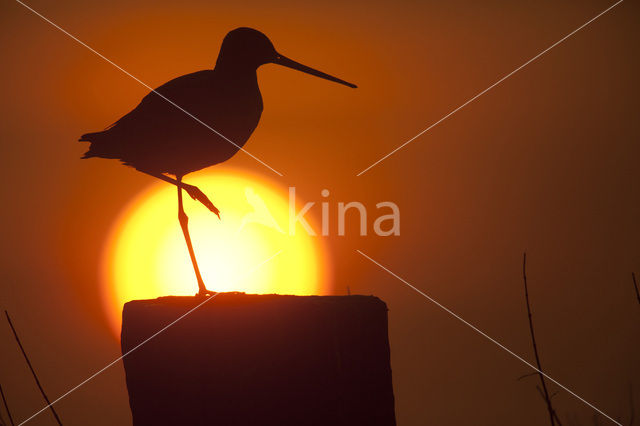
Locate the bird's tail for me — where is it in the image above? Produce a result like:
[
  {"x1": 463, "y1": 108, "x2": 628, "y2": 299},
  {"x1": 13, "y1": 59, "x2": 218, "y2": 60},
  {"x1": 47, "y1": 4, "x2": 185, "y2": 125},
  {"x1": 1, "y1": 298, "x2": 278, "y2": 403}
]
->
[
  {"x1": 78, "y1": 131, "x2": 109, "y2": 159},
  {"x1": 78, "y1": 131, "x2": 104, "y2": 142}
]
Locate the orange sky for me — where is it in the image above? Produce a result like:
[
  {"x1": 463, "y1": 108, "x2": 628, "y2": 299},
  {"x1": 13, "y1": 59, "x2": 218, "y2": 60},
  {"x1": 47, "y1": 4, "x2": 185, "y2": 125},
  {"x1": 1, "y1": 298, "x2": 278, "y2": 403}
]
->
[{"x1": 0, "y1": 0, "x2": 639, "y2": 425}]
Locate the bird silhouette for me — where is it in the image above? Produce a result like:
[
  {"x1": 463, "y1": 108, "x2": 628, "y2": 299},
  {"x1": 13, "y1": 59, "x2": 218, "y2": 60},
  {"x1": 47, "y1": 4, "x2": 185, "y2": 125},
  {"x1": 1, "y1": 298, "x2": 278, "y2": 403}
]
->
[{"x1": 79, "y1": 27, "x2": 356, "y2": 296}]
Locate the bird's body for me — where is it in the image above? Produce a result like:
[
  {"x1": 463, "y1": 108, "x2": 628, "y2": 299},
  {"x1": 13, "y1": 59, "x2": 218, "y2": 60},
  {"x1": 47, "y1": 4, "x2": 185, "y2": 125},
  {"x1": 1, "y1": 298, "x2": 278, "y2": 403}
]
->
[
  {"x1": 80, "y1": 68, "x2": 263, "y2": 176},
  {"x1": 80, "y1": 27, "x2": 355, "y2": 296}
]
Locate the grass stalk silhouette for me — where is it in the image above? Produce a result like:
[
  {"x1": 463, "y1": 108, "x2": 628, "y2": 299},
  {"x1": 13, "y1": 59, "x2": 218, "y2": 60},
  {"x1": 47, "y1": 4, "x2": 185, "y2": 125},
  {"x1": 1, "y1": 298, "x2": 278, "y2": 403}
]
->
[
  {"x1": 0, "y1": 382, "x2": 14, "y2": 426},
  {"x1": 5, "y1": 311, "x2": 62, "y2": 425},
  {"x1": 628, "y1": 384, "x2": 635, "y2": 426},
  {"x1": 522, "y1": 252, "x2": 558, "y2": 426}
]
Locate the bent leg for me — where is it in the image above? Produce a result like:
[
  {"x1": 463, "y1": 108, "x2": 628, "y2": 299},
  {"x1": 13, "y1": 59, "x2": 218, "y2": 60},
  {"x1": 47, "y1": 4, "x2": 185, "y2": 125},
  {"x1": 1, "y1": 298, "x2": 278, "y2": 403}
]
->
[
  {"x1": 177, "y1": 175, "x2": 215, "y2": 296},
  {"x1": 139, "y1": 170, "x2": 220, "y2": 218}
]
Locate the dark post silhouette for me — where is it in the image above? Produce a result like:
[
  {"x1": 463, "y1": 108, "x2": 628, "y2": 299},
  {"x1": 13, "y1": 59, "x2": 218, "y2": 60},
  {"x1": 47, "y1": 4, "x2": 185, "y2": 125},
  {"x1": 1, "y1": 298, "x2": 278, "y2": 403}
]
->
[
  {"x1": 79, "y1": 27, "x2": 356, "y2": 296},
  {"x1": 121, "y1": 294, "x2": 395, "y2": 426}
]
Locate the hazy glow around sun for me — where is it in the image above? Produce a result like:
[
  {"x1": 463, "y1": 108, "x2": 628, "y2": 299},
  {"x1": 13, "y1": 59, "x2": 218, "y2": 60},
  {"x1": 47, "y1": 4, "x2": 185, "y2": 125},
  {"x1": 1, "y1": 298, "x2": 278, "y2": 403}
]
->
[{"x1": 102, "y1": 168, "x2": 327, "y2": 335}]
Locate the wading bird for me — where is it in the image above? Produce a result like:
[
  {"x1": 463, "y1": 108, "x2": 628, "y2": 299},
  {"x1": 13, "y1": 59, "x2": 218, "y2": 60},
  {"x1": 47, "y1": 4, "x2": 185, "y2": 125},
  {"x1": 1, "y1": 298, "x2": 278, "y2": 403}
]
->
[{"x1": 79, "y1": 27, "x2": 356, "y2": 296}]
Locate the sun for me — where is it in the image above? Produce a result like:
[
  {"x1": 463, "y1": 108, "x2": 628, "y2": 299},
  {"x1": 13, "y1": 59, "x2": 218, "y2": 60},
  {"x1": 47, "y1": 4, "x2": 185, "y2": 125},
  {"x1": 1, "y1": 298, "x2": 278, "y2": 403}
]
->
[{"x1": 101, "y1": 167, "x2": 328, "y2": 336}]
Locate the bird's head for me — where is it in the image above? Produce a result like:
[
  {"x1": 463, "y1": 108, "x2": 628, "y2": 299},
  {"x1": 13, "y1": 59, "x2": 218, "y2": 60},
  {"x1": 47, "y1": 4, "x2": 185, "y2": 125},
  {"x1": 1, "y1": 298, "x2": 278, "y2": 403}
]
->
[{"x1": 216, "y1": 27, "x2": 356, "y2": 88}]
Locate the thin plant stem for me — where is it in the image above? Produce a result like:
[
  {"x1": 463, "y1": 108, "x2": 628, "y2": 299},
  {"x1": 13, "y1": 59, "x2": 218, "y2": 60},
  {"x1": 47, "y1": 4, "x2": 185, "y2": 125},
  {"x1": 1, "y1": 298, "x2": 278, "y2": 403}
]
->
[
  {"x1": 0, "y1": 382, "x2": 14, "y2": 426},
  {"x1": 629, "y1": 384, "x2": 635, "y2": 426},
  {"x1": 522, "y1": 253, "x2": 556, "y2": 426},
  {"x1": 5, "y1": 311, "x2": 62, "y2": 425}
]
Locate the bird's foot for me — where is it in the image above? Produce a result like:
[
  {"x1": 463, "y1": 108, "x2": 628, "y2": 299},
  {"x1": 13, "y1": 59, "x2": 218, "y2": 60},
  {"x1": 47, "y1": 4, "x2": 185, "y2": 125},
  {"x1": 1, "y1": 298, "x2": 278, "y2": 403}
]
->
[
  {"x1": 196, "y1": 287, "x2": 218, "y2": 297},
  {"x1": 184, "y1": 185, "x2": 220, "y2": 219}
]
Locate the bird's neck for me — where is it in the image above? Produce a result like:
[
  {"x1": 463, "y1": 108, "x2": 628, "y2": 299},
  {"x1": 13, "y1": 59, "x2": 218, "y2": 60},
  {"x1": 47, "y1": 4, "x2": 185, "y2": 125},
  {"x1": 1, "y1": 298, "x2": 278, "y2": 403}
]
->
[{"x1": 214, "y1": 61, "x2": 259, "y2": 83}]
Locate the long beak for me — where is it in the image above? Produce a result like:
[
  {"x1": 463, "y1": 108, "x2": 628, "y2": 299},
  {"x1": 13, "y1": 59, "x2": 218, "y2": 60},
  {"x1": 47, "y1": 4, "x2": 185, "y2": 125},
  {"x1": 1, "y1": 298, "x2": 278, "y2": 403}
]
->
[{"x1": 274, "y1": 54, "x2": 357, "y2": 88}]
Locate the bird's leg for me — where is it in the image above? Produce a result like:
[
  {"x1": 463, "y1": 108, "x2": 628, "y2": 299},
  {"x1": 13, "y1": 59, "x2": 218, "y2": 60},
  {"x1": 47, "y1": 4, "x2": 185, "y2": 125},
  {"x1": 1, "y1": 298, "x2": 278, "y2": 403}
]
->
[
  {"x1": 177, "y1": 176, "x2": 216, "y2": 297},
  {"x1": 140, "y1": 170, "x2": 220, "y2": 218},
  {"x1": 184, "y1": 185, "x2": 220, "y2": 219}
]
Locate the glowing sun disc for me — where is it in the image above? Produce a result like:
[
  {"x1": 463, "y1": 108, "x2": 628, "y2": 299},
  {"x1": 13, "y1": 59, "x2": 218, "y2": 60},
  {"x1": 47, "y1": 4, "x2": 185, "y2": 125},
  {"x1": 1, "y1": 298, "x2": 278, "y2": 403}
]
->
[{"x1": 101, "y1": 168, "x2": 327, "y2": 336}]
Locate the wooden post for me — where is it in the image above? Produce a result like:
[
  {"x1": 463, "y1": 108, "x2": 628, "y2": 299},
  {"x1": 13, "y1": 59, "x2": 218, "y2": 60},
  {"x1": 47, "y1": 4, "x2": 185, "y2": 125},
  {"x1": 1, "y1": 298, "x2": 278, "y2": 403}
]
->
[{"x1": 121, "y1": 293, "x2": 396, "y2": 426}]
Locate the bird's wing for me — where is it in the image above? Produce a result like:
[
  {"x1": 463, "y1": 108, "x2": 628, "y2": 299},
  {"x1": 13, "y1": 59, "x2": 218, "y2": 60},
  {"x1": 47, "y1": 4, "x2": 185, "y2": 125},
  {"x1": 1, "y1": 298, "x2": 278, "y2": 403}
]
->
[{"x1": 106, "y1": 70, "x2": 215, "y2": 131}]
